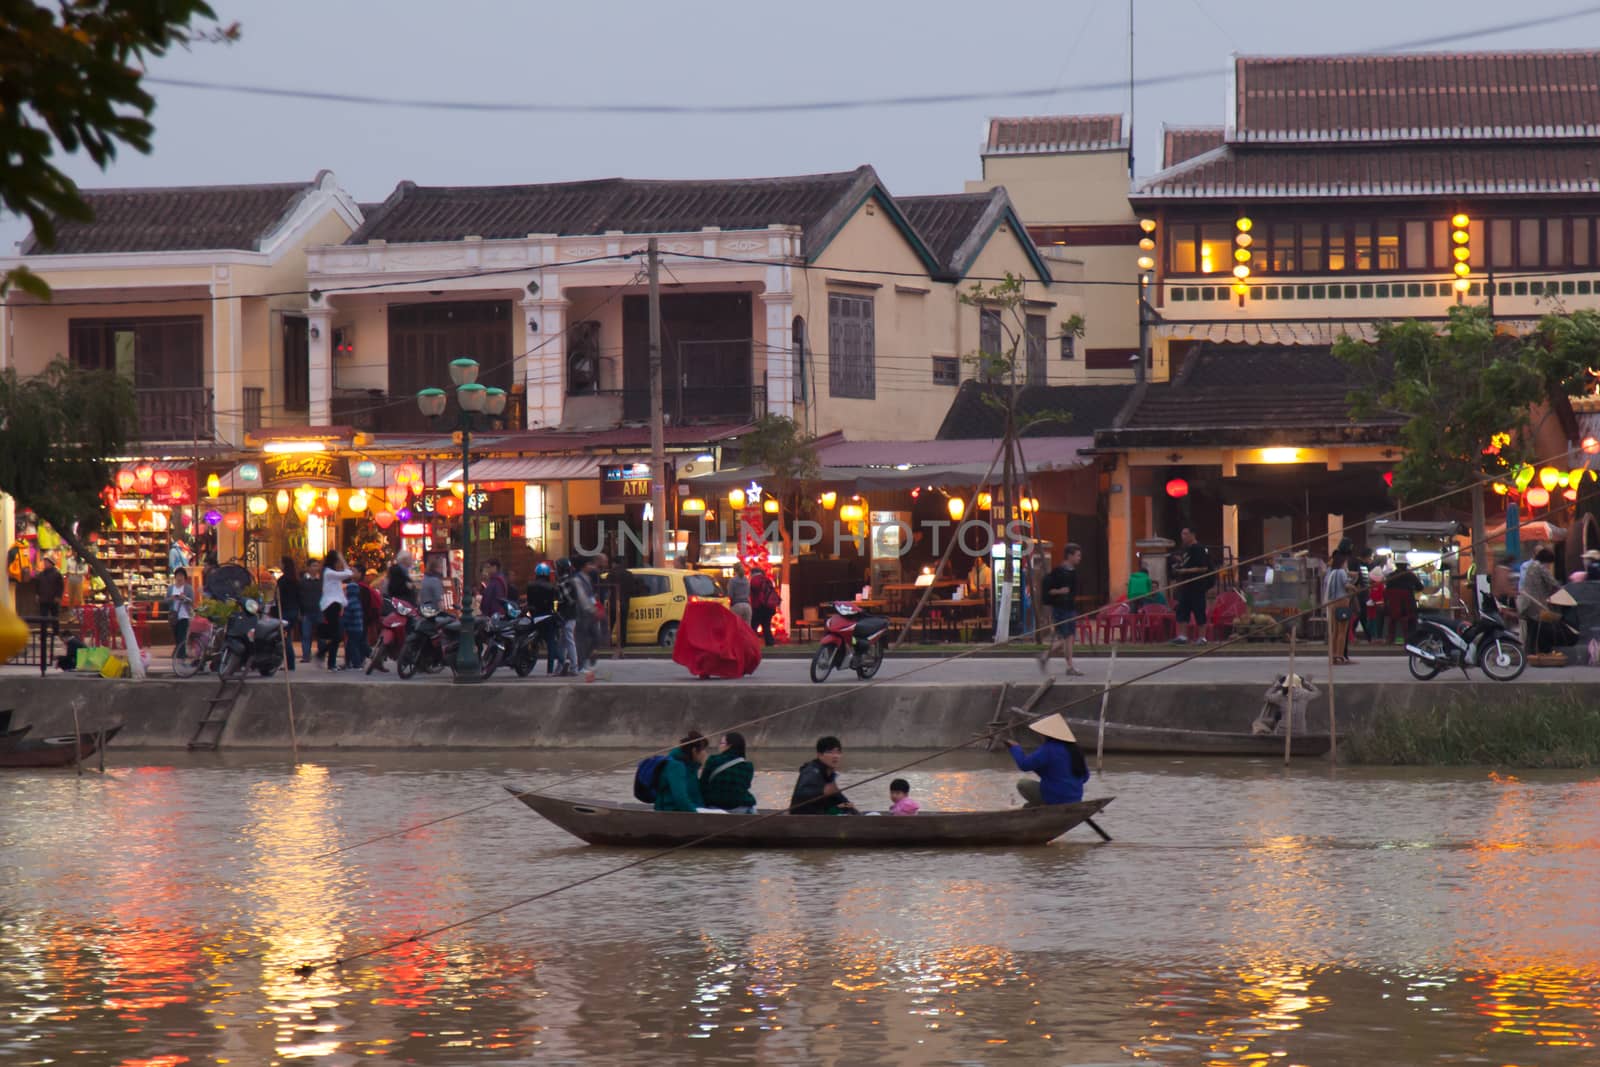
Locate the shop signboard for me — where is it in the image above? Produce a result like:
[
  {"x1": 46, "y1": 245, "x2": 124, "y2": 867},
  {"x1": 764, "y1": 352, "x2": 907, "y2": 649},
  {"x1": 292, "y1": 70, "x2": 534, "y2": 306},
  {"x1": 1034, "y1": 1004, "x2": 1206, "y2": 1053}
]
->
[
  {"x1": 264, "y1": 454, "x2": 349, "y2": 488},
  {"x1": 599, "y1": 461, "x2": 672, "y2": 504},
  {"x1": 150, "y1": 470, "x2": 195, "y2": 507},
  {"x1": 414, "y1": 487, "x2": 493, "y2": 515}
]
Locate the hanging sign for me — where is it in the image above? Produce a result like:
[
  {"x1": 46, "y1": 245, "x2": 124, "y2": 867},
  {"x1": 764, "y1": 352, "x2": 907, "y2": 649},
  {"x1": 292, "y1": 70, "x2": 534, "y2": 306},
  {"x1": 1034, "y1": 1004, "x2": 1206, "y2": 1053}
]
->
[{"x1": 265, "y1": 454, "x2": 349, "y2": 488}]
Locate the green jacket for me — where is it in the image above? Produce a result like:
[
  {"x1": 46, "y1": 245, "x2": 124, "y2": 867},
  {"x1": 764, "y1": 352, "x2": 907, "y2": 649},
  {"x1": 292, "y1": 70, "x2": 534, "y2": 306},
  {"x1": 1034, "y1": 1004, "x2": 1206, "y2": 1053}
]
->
[
  {"x1": 700, "y1": 751, "x2": 756, "y2": 810},
  {"x1": 654, "y1": 748, "x2": 704, "y2": 812}
]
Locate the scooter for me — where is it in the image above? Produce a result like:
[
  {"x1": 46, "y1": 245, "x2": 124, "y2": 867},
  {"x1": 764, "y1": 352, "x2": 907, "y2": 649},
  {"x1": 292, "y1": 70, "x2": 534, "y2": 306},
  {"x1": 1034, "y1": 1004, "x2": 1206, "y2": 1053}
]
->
[
  {"x1": 479, "y1": 603, "x2": 532, "y2": 679},
  {"x1": 507, "y1": 603, "x2": 561, "y2": 677},
  {"x1": 366, "y1": 597, "x2": 416, "y2": 675},
  {"x1": 218, "y1": 594, "x2": 287, "y2": 678},
  {"x1": 809, "y1": 602, "x2": 889, "y2": 683},
  {"x1": 1404, "y1": 574, "x2": 1527, "y2": 681},
  {"x1": 396, "y1": 604, "x2": 462, "y2": 679}
]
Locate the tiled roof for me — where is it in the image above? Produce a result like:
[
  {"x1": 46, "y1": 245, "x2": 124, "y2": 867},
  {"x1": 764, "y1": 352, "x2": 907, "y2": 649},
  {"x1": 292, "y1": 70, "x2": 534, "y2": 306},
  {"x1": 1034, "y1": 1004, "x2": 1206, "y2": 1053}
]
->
[
  {"x1": 1132, "y1": 142, "x2": 1600, "y2": 201},
  {"x1": 1233, "y1": 50, "x2": 1600, "y2": 144},
  {"x1": 897, "y1": 192, "x2": 996, "y2": 276},
  {"x1": 1096, "y1": 344, "x2": 1404, "y2": 447},
  {"x1": 23, "y1": 179, "x2": 320, "y2": 255},
  {"x1": 1162, "y1": 125, "x2": 1225, "y2": 168},
  {"x1": 352, "y1": 167, "x2": 879, "y2": 257},
  {"x1": 937, "y1": 380, "x2": 1138, "y2": 440},
  {"x1": 984, "y1": 114, "x2": 1126, "y2": 156}
]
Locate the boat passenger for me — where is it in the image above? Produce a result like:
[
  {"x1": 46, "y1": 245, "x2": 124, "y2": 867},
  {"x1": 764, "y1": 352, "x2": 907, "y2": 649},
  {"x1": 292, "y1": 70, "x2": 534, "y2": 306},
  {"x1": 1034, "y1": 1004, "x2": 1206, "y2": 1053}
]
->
[
  {"x1": 700, "y1": 731, "x2": 757, "y2": 813},
  {"x1": 888, "y1": 778, "x2": 920, "y2": 815},
  {"x1": 1007, "y1": 714, "x2": 1090, "y2": 806},
  {"x1": 789, "y1": 736, "x2": 858, "y2": 815},
  {"x1": 654, "y1": 731, "x2": 710, "y2": 812}
]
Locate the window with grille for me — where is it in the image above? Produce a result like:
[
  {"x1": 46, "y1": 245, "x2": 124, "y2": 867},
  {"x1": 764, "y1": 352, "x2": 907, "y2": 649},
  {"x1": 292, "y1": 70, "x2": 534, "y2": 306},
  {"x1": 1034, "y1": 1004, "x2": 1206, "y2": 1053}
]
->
[
  {"x1": 931, "y1": 356, "x2": 959, "y2": 386},
  {"x1": 827, "y1": 293, "x2": 875, "y2": 399}
]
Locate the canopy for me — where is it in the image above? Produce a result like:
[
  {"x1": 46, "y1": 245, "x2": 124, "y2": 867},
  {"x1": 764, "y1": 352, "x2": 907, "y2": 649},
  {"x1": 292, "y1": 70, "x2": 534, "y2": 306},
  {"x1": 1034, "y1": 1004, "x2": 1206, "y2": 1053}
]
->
[{"x1": 438, "y1": 454, "x2": 650, "y2": 484}]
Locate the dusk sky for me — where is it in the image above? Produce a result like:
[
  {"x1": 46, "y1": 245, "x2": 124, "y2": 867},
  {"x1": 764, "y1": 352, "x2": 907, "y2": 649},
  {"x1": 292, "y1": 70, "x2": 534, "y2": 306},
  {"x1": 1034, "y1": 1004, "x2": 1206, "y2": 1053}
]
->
[{"x1": 8, "y1": 1, "x2": 1600, "y2": 248}]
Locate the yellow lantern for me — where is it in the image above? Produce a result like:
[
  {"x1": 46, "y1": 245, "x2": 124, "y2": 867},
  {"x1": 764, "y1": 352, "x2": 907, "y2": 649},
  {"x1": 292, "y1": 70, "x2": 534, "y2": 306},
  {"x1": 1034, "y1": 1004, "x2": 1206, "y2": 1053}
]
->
[
  {"x1": 1569, "y1": 470, "x2": 1586, "y2": 489},
  {"x1": 681, "y1": 497, "x2": 706, "y2": 515},
  {"x1": 838, "y1": 502, "x2": 864, "y2": 523},
  {"x1": 977, "y1": 491, "x2": 993, "y2": 510},
  {"x1": 294, "y1": 485, "x2": 317, "y2": 518},
  {"x1": 1539, "y1": 467, "x2": 1561, "y2": 492},
  {"x1": 450, "y1": 481, "x2": 466, "y2": 499},
  {"x1": 947, "y1": 496, "x2": 965, "y2": 521},
  {"x1": 1492, "y1": 482, "x2": 1508, "y2": 496},
  {"x1": 247, "y1": 495, "x2": 268, "y2": 516},
  {"x1": 1235, "y1": 217, "x2": 1252, "y2": 233},
  {"x1": 1451, "y1": 213, "x2": 1470, "y2": 230},
  {"x1": 206, "y1": 472, "x2": 221, "y2": 499},
  {"x1": 819, "y1": 490, "x2": 837, "y2": 510},
  {"x1": 348, "y1": 490, "x2": 369, "y2": 512},
  {"x1": 762, "y1": 498, "x2": 780, "y2": 514},
  {"x1": 275, "y1": 489, "x2": 290, "y2": 515},
  {"x1": 728, "y1": 487, "x2": 746, "y2": 510},
  {"x1": 324, "y1": 487, "x2": 341, "y2": 510}
]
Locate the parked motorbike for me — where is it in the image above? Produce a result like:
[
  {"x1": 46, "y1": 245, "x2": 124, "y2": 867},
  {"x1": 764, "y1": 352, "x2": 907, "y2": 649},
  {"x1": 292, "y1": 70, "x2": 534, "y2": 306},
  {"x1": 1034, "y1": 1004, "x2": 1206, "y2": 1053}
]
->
[
  {"x1": 479, "y1": 603, "x2": 533, "y2": 679},
  {"x1": 1404, "y1": 574, "x2": 1526, "y2": 682},
  {"x1": 511, "y1": 606, "x2": 561, "y2": 677},
  {"x1": 396, "y1": 604, "x2": 462, "y2": 679},
  {"x1": 218, "y1": 594, "x2": 287, "y2": 678},
  {"x1": 366, "y1": 597, "x2": 417, "y2": 675},
  {"x1": 809, "y1": 602, "x2": 889, "y2": 683}
]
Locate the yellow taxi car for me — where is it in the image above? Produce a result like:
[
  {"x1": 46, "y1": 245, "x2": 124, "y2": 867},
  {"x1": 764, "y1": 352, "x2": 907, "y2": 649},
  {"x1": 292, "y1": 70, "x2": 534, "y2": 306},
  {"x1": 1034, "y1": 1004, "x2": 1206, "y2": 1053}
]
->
[{"x1": 622, "y1": 568, "x2": 728, "y2": 647}]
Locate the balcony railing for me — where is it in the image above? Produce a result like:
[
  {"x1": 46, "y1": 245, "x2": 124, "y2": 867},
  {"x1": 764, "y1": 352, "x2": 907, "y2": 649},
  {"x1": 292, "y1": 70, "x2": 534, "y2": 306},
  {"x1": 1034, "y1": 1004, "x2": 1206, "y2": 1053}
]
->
[
  {"x1": 331, "y1": 390, "x2": 525, "y2": 434},
  {"x1": 136, "y1": 387, "x2": 212, "y2": 441},
  {"x1": 603, "y1": 385, "x2": 767, "y2": 425}
]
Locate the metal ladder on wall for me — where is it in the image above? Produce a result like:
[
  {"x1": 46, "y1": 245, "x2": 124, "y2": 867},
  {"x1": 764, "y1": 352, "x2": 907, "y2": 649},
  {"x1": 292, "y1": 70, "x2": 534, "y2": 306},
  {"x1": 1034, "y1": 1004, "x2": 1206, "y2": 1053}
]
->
[{"x1": 188, "y1": 673, "x2": 245, "y2": 750}]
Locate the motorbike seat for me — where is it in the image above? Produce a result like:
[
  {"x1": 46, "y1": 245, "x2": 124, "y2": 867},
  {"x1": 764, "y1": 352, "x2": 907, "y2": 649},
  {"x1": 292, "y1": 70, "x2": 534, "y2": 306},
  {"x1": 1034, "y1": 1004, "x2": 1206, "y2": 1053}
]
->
[{"x1": 853, "y1": 616, "x2": 889, "y2": 638}]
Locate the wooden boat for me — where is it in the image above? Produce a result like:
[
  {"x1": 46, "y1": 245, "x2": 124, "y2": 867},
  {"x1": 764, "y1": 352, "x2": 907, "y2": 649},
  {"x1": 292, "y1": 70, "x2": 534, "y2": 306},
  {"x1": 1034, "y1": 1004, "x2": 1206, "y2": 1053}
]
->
[
  {"x1": 0, "y1": 724, "x2": 121, "y2": 769},
  {"x1": 508, "y1": 788, "x2": 1111, "y2": 848},
  {"x1": 1066, "y1": 718, "x2": 1333, "y2": 757}
]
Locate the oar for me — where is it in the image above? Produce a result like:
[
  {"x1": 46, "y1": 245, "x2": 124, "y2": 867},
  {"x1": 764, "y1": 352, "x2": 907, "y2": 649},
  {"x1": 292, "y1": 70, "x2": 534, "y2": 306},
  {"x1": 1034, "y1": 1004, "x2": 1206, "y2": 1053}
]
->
[{"x1": 1085, "y1": 817, "x2": 1112, "y2": 842}]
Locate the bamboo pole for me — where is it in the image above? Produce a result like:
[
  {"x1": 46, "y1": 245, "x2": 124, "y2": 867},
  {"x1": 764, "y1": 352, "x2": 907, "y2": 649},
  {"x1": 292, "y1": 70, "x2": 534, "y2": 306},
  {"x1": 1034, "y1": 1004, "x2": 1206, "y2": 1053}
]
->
[
  {"x1": 1326, "y1": 603, "x2": 1338, "y2": 766},
  {"x1": 1285, "y1": 626, "x2": 1296, "y2": 766},
  {"x1": 280, "y1": 583, "x2": 300, "y2": 767},
  {"x1": 1095, "y1": 644, "x2": 1117, "y2": 772},
  {"x1": 70, "y1": 696, "x2": 83, "y2": 778}
]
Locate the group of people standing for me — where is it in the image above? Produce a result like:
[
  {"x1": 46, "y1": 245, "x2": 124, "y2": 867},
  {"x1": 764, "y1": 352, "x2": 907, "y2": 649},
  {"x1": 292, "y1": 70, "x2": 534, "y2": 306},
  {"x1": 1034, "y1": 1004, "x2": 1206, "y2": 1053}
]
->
[{"x1": 721, "y1": 562, "x2": 782, "y2": 646}]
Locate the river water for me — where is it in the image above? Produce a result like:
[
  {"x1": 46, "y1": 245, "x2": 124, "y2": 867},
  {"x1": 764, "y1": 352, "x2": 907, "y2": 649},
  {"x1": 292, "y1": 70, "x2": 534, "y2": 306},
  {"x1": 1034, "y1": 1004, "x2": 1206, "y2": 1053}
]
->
[{"x1": 2, "y1": 749, "x2": 1598, "y2": 1066}]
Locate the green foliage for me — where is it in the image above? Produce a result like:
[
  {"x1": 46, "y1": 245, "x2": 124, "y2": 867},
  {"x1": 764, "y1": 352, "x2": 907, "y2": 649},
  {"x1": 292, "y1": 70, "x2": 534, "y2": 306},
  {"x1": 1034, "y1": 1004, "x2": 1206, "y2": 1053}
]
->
[
  {"x1": 1334, "y1": 305, "x2": 1543, "y2": 504},
  {"x1": 736, "y1": 414, "x2": 819, "y2": 497},
  {"x1": 0, "y1": 359, "x2": 136, "y2": 541},
  {"x1": 0, "y1": 0, "x2": 238, "y2": 293},
  {"x1": 1345, "y1": 691, "x2": 1600, "y2": 768},
  {"x1": 959, "y1": 273, "x2": 1074, "y2": 435}
]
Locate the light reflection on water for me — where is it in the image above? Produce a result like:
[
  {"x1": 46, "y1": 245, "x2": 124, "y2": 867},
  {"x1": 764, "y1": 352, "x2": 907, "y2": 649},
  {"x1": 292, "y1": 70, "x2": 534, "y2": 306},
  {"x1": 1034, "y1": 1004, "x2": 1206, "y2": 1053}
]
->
[{"x1": 2, "y1": 753, "x2": 1600, "y2": 1063}]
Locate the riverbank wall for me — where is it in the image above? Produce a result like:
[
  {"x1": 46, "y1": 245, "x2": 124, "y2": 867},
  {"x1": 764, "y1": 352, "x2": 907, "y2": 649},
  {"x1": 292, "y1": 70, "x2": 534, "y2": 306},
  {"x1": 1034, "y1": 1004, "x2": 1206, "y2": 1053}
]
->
[{"x1": 6, "y1": 675, "x2": 1585, "y2": 751}]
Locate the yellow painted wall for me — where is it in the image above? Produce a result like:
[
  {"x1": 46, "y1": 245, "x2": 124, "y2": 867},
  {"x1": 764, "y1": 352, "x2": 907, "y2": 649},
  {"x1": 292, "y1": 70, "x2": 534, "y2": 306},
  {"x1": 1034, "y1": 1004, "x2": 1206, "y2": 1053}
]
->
[
  {"x1": 7, "y1": 298, "x2": 214, "y2": 378},
  {"x1": 969, "y1": 151, "x2": 1132, "y2": 225}
]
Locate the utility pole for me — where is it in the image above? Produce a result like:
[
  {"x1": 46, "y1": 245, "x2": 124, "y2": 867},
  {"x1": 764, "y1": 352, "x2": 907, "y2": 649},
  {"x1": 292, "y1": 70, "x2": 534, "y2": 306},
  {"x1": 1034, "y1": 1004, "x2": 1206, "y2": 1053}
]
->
[{"x1": 647, "y1": 238, "x2": 668, "y2": 567}]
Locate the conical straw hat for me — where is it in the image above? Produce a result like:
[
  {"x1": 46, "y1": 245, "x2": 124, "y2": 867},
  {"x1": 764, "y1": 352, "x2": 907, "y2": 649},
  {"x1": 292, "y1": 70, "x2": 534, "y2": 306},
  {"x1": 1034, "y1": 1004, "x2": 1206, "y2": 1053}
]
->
[{"x1": 1029, "y1": 714, "x2": 1077, "y2": 743}]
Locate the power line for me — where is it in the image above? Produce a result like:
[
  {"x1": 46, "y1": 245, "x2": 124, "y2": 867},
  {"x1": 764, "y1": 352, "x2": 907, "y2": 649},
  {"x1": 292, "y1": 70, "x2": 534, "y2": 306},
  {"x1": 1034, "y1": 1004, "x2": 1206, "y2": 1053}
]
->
[{"x1": 140, "y1": 6, "x2": 1600, "y2": 117}]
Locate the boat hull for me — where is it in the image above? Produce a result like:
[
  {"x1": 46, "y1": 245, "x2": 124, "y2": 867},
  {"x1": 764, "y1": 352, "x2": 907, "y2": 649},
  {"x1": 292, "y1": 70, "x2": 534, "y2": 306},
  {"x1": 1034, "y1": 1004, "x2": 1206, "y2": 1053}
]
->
[
  {"x1": 0, "y1": 724, "x2": 120, "y2": 769},
  {"x1": 509, "y1": 788, "x2": 1111, "y2": 848},
  {"x1": 1067, "y1": 718, "x2": 1332, "y2": 757}
]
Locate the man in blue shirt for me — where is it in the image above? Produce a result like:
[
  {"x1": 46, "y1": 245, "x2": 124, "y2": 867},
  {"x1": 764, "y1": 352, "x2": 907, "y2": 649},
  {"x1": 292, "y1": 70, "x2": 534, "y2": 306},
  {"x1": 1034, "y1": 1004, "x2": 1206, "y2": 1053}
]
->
[{"x1": 1005, "y1": 714, "x2": 1090, "y2": 806}]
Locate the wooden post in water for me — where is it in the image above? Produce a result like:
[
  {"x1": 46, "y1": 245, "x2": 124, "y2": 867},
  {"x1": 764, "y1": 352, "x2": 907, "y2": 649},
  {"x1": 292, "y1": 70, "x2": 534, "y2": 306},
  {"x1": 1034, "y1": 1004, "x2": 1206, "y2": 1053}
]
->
[
  {"x1": 1285, "y1": 626, "x2": 1296, "y2": 766},
  {"x1": 70, "y1": 696, "x2": 83, "y2": 778},
  {"x1": 97, "y1": 727, "x2": 105, "y2": 773},
  {"x1": 1095, "y1": 645, "x2": 1117, "y2": 772},
  {"x1": 280, "y1": 588, "x2": 300, "y2": 767},
  {"x1": 1326, "y1": 605, "x2": 1338, "y2": 766}
]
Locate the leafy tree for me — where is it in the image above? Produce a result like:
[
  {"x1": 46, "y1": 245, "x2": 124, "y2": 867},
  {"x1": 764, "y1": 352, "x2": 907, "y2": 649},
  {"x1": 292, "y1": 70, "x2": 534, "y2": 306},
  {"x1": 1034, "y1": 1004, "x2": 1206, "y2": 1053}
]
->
[
  {"x1": 735, "y1": 414, "x2": 819, "y2": 595},
  {"x1": 959, "y1": 273, "x2": 1084, "y2": 640},
  {"x1": 0, "y1": 0, "x2": 238, "y2": 296},
  {"x1": 1334, "y1": 305, "x2": 1600, "y2": 572},
  {"x1": 0, "y1": 360, "x2": 146, "y2": 673}
]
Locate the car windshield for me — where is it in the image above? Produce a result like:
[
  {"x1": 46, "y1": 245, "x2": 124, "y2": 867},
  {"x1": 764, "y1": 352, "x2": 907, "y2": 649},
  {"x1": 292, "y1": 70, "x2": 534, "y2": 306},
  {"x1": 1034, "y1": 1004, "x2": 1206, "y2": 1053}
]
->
[{"x1": 683, "y1": 573, "x2": 720, "y2": 598}]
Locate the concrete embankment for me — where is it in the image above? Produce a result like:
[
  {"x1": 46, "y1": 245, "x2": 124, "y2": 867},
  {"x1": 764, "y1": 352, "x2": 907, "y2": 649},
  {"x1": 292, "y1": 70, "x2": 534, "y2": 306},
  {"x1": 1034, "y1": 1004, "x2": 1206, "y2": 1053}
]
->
[{"x1": 5, "y1": 674, "x2": 1587, "y2": 751}]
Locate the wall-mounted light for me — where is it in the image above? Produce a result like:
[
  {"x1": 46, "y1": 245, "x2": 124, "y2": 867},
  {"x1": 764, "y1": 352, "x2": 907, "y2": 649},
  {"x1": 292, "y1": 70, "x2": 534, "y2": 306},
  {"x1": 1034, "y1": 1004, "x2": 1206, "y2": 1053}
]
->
[
  {"x1": 528, "y1": 318, "x2": 539, "y2": 332},
  {"x1": 309, "y1": 325, "x2": 320, "y2": 340},
  {"x1": 526, "y1": 280, "x2": 540, "y2": 296}
]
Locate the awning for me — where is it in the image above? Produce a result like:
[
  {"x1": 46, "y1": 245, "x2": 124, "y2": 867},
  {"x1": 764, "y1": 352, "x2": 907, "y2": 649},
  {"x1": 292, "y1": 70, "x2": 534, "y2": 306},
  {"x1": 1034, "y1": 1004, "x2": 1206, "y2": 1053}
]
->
[
  {"x1": 438, "y1": 454, "x2": 651, "y2": 484},
  {"x1": 687, "y1": 460, "x2": 1085, "y2": 492},
  {"x1": 814, "y1": 436, "x2": 1092, "y2": 472}
]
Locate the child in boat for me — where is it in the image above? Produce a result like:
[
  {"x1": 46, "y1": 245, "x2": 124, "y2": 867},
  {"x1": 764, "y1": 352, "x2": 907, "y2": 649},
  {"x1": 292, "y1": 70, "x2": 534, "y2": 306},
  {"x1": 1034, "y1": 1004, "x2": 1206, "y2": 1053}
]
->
[{"x1": 888, "y1": 779, "x2": 919, "y2": 815}]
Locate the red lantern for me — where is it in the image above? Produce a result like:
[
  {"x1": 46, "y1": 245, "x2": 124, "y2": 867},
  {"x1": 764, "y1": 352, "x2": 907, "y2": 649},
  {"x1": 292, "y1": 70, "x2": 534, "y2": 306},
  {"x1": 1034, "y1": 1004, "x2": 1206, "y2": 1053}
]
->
[
  {"x1": 116, "y1": 469, "x2": 136, "y2": 492},
  {"x1": 222, "y1": 512, "x2": 243, "y2": 531},
  {"x1": 436, "y1": 494, "x2": 463, "y2": 518},
  {"x1": 134, "y1": 464, "x2": 155, "y2": 492},
  {"x1": 1563, "y1": 488, "x2": 1579, "y2": 502},
  {"x1": 152, "y1": 469, "x2": 172, "y2": 488},
  {"x1": 374, "y1": 509, "x2": 397, "y2": 530},
  {"x1": 1382, "y1": 471, "x2": 1395, "y2": 488},
  {"x1": 1165, "y1": 478, "x2": 1189, "y2": 499}
]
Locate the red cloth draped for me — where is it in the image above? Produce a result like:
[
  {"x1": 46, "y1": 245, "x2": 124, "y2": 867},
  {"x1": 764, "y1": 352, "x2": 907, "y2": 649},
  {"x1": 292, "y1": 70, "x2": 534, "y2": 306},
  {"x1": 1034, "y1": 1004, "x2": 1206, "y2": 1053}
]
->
[{"x1": 672, "y1": 600, "x2": 762, "y2": 678}]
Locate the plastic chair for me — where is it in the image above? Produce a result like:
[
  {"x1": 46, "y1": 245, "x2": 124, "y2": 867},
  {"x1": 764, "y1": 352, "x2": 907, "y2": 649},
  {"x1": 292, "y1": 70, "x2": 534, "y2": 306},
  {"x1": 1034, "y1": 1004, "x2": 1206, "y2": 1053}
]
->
[
  {"x1": 1206, "y1": 590, "x2": 1249, "y2": 641},
  {"x1": 1139, "y1": 604, "x2": 1176, "y2": 643}
]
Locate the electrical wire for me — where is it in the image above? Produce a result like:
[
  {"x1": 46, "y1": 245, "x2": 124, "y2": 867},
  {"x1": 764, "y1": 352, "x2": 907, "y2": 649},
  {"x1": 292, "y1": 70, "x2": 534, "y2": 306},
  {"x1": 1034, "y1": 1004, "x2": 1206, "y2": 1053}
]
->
[{"x1": 145, "y1": 6, "x2": 1600, "y2": 118}]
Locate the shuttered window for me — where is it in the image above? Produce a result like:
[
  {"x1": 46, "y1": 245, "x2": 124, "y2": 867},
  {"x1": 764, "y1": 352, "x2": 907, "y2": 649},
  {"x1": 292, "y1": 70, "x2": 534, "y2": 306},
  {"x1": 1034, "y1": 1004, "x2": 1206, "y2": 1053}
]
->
[{"x1": 827, "y1": 293, "x2": 875, "y2": 399}]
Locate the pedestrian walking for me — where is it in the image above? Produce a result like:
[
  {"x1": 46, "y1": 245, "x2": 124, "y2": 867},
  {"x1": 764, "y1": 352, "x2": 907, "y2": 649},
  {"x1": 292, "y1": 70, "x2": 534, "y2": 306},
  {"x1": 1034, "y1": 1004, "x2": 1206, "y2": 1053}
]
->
[{"x1": 297, "y1": 559, "x2": 322, "y2": 663}]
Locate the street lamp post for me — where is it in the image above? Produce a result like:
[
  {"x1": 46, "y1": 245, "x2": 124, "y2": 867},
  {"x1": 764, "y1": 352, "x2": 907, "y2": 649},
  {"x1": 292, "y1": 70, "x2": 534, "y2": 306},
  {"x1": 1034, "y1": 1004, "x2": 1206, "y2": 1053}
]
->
[{"x1": 417, "y1": 357, "x2": 507, "y2": 684}]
